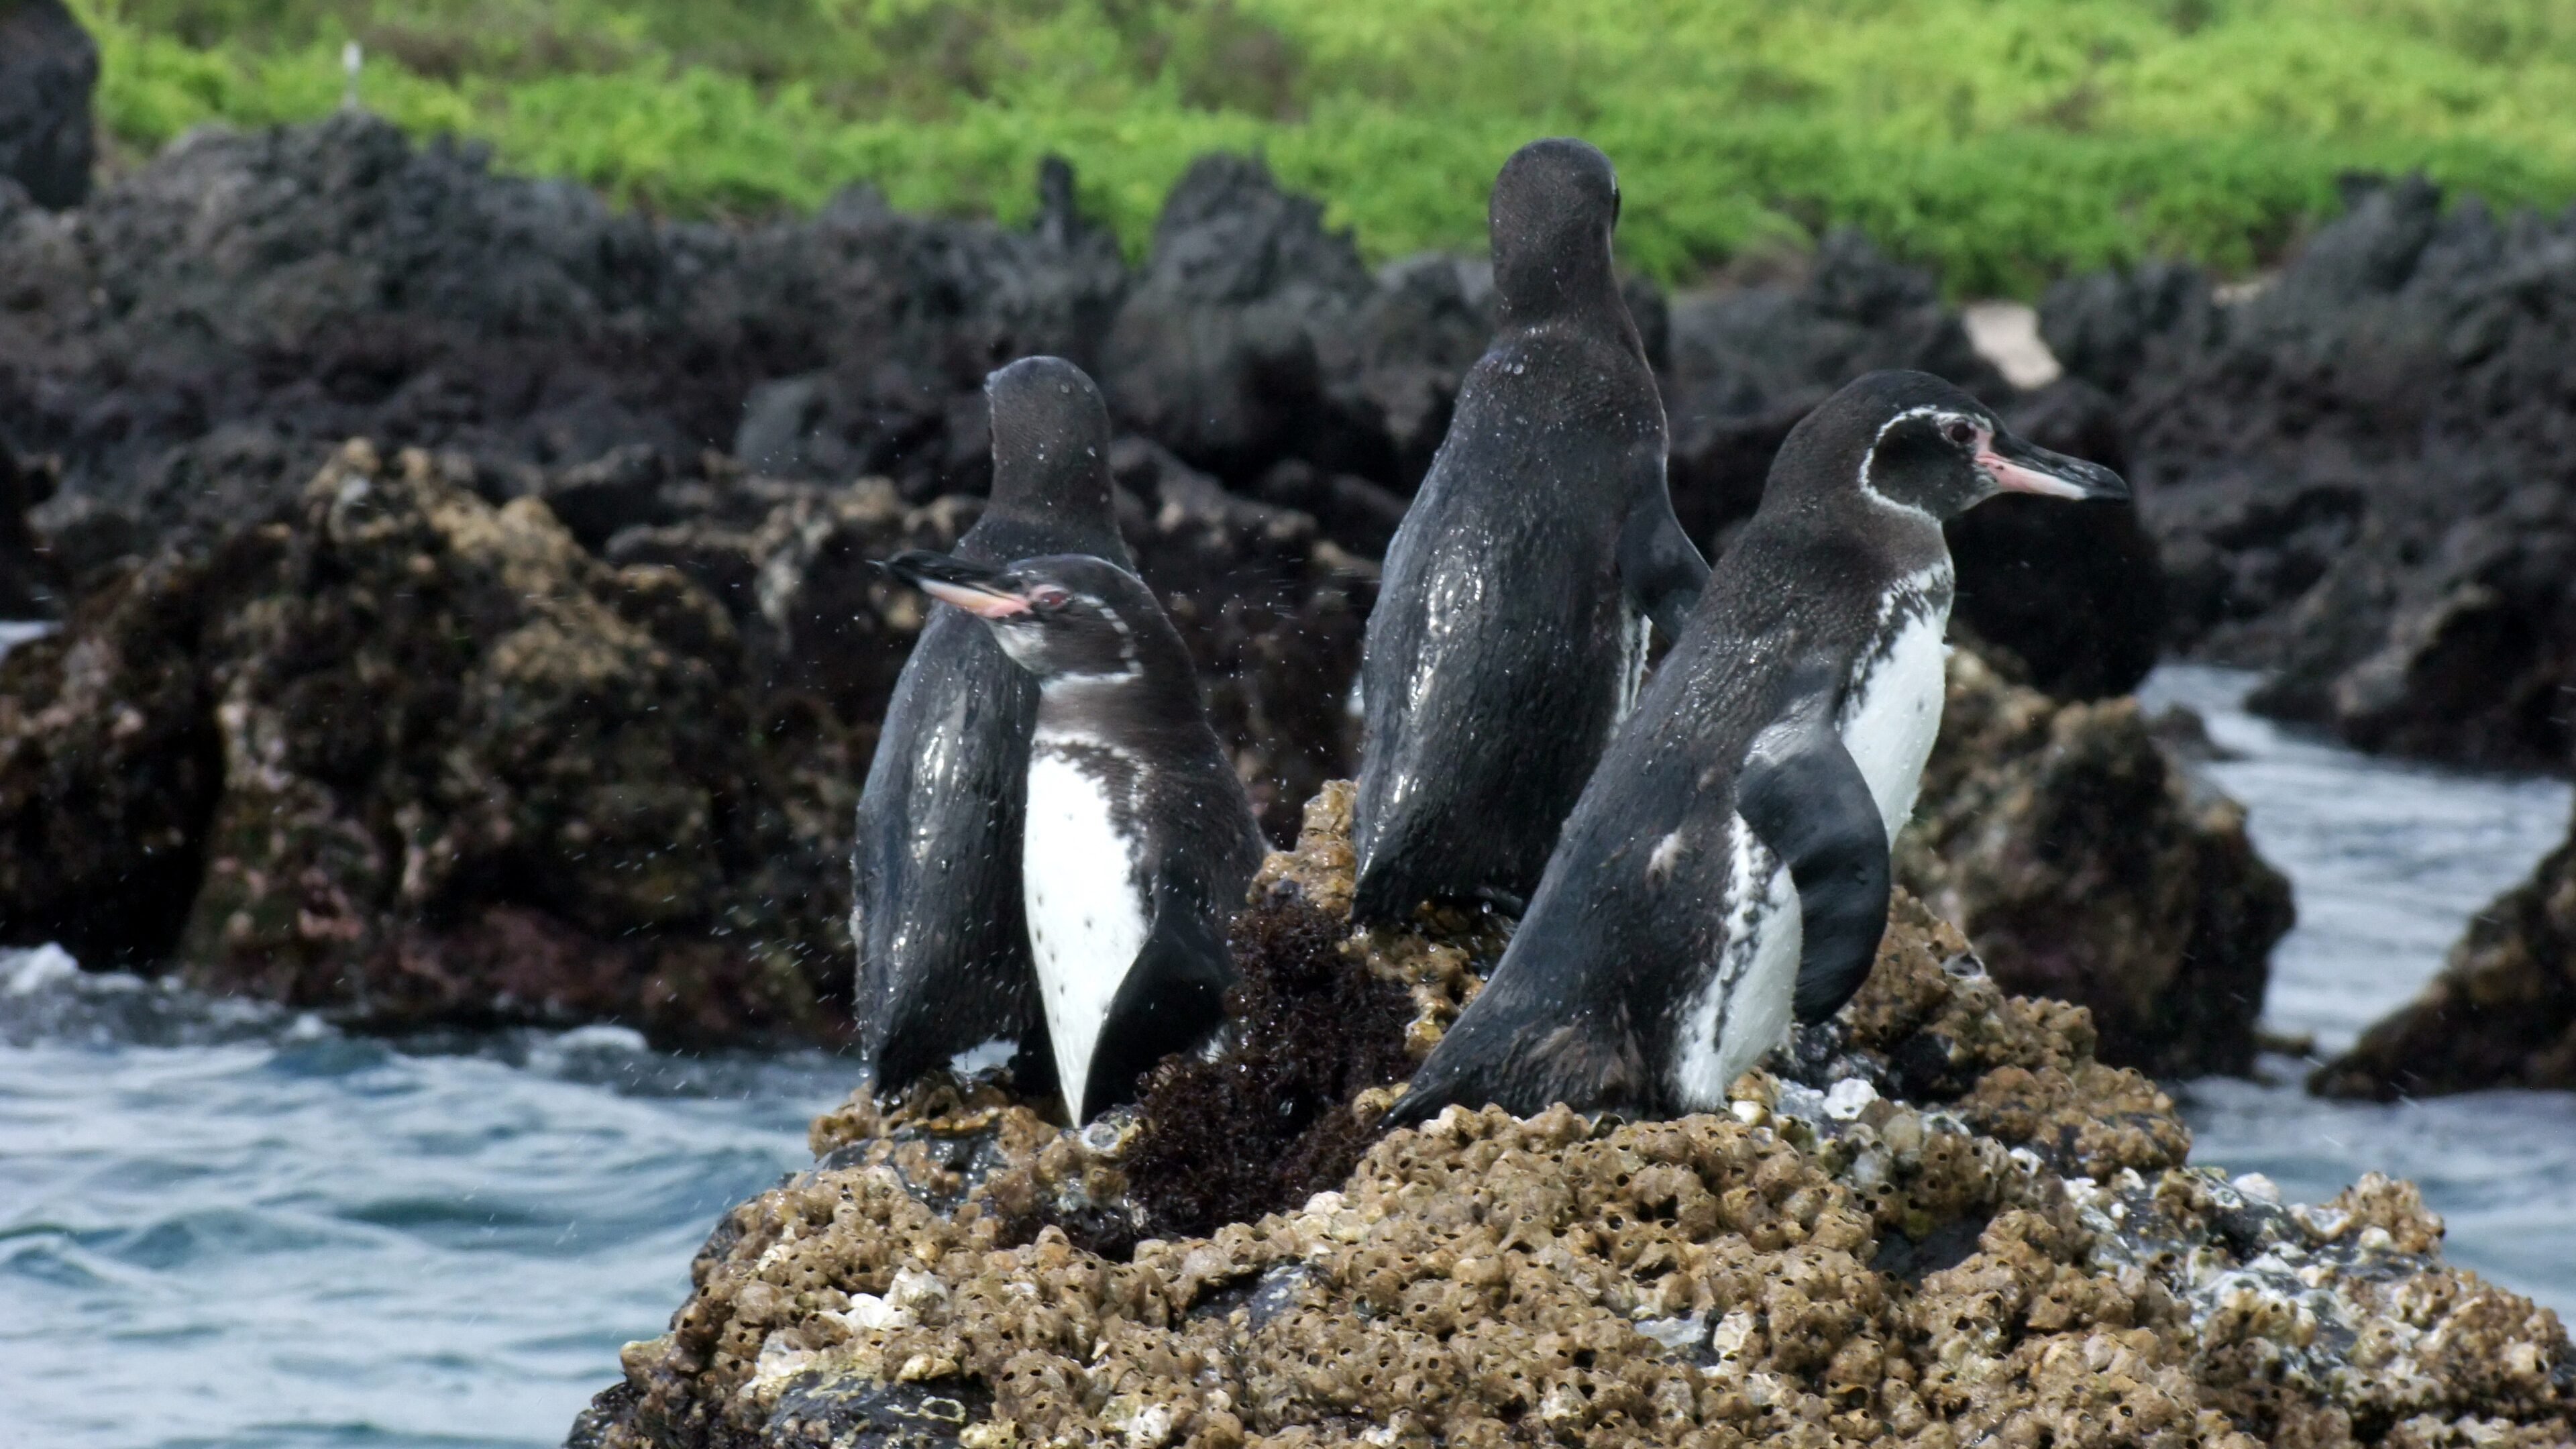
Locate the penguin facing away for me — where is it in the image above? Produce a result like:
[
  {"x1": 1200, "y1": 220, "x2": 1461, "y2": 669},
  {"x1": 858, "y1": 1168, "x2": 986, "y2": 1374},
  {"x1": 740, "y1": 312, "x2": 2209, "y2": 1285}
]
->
[
  {"x1": 1350, "y1": 138, "x2": 1711, "y2": 925},
  {"x1": 881, "y1": 549, "x2": 1271, "y2": 1124},
  {"x1": 853, "y1": 357, "x2": 1133, "y2": 1099},
  {"x1": 1386, "y1": 370, "x2": 2130, "y2": 1124}
]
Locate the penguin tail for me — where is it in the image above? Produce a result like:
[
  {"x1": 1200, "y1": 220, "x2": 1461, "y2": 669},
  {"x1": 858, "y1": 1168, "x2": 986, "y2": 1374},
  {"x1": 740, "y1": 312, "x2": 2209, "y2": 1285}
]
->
[
  {"x1": 1349, "y1": 863, "x2": 1417, "y2": 928},
  {"x1": 1351, "y1": 865, "x2": 1527, "y2": 928},
  {"x1": 1381, "y1": 998, "x2": 1652, "y2": 1129}
]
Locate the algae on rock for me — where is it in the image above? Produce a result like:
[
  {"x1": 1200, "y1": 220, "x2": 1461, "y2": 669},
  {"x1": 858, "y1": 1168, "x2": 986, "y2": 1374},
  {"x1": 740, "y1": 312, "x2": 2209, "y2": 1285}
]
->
[{"x1": 0, "y1": 441, "x2": 859, "y2": 1039}]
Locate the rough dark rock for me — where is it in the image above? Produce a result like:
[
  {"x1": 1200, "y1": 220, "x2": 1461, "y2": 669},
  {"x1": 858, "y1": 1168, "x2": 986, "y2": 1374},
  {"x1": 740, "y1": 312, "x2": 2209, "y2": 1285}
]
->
[
  {"x1": 701, "y1": 172, "x2": 1130, "y2": 502},
  {"x1": 0, "y1": 0, "x2": 97, "y2": 209},
  {"x1": 1898, "y1": 648, "x2": 2296, "y2": 1079},
  {"x1": 2312, "y1": 800, "x2": 2576, "y2": 1099},
  {"x1": 1334, "y1": 252, "x2": 1501, "y2": 488},
  {"x1": 0, "y1": 439, "x2": 63, "y2": 616},
  {"x1": 1098, "y1": 153, "x2": 1384, "y2": 484},
  {"x1": 0, "y1": 429, "x2": 1369, "y2": 1016},
  {"x1": 0, "y1": 442, "x2": 857, "y2": 1040},
  {"x1": 0, "y1": 112, "x2": 1130, "y2": 566},
  {"x1": 0, "y1": 552, "x2": 221, "y2": 965},
  {"x1": 1112, "y1": 438, "x2": 1375, "y2": 839},
  {"x1": 602, "y1": 466, "x2": 982, "y2": 742},
  {"x1": 6, "y1": 115, "x2": 2165, "y2": 717},
  {"x1": 2046, "y1": 176, "x2": 2576, "y2": 769}
]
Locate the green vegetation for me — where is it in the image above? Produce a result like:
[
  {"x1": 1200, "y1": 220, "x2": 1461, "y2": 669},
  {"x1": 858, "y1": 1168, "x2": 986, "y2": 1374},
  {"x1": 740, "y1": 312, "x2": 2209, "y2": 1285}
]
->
[{"x1": 67, "y1": 0, "x2": 2576, "y2": 292}]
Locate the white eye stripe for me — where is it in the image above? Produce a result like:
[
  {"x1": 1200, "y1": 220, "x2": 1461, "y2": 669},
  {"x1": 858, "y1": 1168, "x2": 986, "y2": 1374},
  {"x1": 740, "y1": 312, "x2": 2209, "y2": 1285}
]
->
[{"x1": 1856, "y1": 403, "x2": 1974, "y2": 520}]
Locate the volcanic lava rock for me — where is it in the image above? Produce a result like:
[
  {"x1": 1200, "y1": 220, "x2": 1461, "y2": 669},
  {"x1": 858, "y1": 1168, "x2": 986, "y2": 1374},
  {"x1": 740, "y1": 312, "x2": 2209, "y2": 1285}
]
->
[
  {"x1": 602, "y1": 465, "x2": 984, "y2": 743},
  {"x1": 0, "y1": 113, "x2": 1129, "y2": 568},
  {"x1": 1328, "y1": 252, "x2": 1499, "y2": 489},
  {"x1": 7, "y1": 109, "x2": 2171, "y2": 690},
  {"x1": 0, "y1": 0, "x2": 97, "y2": 209},
  {"x1": 702, "y1": 164, "x2": 1130, "y2": 502},
  {"x1": 1898, "y1": 648, "x2": 2295, "y2": 1079},
  {"x1": 1097, "y1": 154, "x2": 1383, "y2": 483},
  {"x1": 2047, "y1": 176, "x2": 2576, "y2": 770},
  {"x1": 2312, "y1": 800, "x2": 2576, "y2": 1099},
  {"x1": 574, "y1": 793, "x2": 2563, "y2": 1449},
  {"x1": 0, "y1": 440, "x2": 62, "y2": 617},
  {"x1": 2249, "y1": 479, "x2": 2576, "y2": 770},
  {"x1": 0, "y1": 441, "x2": 857, "y2": 1038},
  {"x1": 1113, "y1": 439, "x2": 1374, "y2": 839},
  {"x1": 0, "y1": 550, "x2": 221, "y2": 965}
]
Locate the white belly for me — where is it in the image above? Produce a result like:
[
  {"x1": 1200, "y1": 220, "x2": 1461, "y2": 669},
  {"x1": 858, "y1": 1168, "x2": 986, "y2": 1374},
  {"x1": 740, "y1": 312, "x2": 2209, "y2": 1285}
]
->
[
  {"x1": 1837, "y1": 608, "x2": 1949, "y2": 840},
  {"x1": 1669, "y1": 820, "x2": 1803, "y2": 1110},
  {"x1": 1023, "y1": 749, "x2": 1151, "y2": 1122},
  {"x1": 1668, "y1": 594, "x2": 1950, "y2": 1109}
]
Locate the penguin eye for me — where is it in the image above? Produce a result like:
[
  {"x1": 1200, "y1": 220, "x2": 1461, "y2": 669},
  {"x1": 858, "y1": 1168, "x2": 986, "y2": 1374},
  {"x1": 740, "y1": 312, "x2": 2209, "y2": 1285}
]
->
[
  {"x1": 1942, "y1": 419, "x2": 1978, "y2": 447},
  {"x1": 1028, "y1": 586, "x2": 1073, "y2": 610}
]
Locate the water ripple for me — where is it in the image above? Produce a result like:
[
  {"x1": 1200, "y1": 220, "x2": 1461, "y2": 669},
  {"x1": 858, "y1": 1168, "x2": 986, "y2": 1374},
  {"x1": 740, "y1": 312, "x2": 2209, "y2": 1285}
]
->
[{"x1": 0, "y1": 953, "x2": 851, "y2": 1448}]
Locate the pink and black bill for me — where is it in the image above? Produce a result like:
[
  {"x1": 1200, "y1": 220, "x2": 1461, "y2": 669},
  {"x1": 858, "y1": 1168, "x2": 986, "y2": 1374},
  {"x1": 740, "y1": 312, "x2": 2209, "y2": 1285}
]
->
[
  {"x1": 1976, "y1": 428, "x2": 2129, "y2": 502},
  {"x1": 881, "y1": 550, "x2": 1034, "y2": 618}
]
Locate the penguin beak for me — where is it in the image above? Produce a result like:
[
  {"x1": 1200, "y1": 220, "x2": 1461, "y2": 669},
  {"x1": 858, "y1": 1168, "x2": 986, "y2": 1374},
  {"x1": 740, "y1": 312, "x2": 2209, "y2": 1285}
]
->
[
  {"x1": 881, "y1": 551, "x2": 1032, "y2": 618},
  {"x1": 1978, "y1": 430, "x2": 2130, "y2": 502}
]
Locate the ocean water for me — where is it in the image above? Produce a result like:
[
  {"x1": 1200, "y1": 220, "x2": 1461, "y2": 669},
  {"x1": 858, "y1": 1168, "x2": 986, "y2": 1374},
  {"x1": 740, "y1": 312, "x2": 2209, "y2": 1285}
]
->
[
  {"x1": 2142, "y1": 666, "x2": 2576, "y2": 1316},
  {"x1": 3, "y1": 663, "x2": 2573, "y2": 1447},
  {"x1": 0, "y1": 957, "x2": 853, "y2": 1448}
]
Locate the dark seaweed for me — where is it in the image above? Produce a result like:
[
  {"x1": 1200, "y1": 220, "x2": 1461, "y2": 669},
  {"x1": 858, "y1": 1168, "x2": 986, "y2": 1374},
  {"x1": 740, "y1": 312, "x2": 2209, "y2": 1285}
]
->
[{"x1": 1123, "y1": 890, "x2": 1413, "y2": 1238}]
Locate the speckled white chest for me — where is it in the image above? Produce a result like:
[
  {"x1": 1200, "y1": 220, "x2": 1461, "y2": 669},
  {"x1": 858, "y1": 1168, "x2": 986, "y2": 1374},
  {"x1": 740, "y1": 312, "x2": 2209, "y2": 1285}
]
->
[
  {"x1": 1837, "y1": 570, "x2": 1953, "y2": 840},
  {"x1": 1023, "y1": 737, "x2": 1150, "y2": 1122},
  {"x1": 1666, "y1": 566, "x2": 1953, "y2": 1110}
]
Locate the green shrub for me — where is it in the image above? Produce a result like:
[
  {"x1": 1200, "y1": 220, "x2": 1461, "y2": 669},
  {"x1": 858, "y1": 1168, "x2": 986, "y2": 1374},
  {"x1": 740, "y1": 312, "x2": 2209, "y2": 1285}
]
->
[{"x1": 69, "y1": 0, "x2": 2576, "y2": 292}]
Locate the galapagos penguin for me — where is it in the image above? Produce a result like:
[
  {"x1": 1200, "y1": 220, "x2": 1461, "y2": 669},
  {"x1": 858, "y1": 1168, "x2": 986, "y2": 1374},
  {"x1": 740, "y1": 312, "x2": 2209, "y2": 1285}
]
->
[
  {"x1": 1386, "y1": 371, "x2": 2129, "y2": 1124},
  {"x1": 853, "y1": 356, "x2": 1132, "y2": 1097},
  {"x1": 881, "y1": 549, "x2": 1271, "y2": 1123},
  {"x1": 1350, "y1": 137, "x2": 1709, "y2": 925}
]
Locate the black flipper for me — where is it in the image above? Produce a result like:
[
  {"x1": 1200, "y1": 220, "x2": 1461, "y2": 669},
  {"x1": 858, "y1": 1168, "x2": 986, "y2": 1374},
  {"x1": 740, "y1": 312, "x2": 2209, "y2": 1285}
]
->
[
  {"x1": 1616, "y1": 486, "x2": 1712, "y2": 641},
  {"x1": 1080, "y1": 900, "x2": 1236, "y2": 1121},
  {"x1": 1735, "y1": 669, "x2": 1892, "y2": 1025}
]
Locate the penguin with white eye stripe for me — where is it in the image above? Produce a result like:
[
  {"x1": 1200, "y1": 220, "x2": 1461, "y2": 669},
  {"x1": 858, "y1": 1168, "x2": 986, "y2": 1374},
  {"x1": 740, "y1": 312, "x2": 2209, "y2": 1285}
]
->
[
  {"x1": 882, "y1": 549, "x2": 1271, "y2": 1124},
  {"x1": 853, "y1": 356, "x2": 1132, "y2": 1103},
  {"x1": 1386, "y1": 370, "x2": 2131, "y2": 1125}
]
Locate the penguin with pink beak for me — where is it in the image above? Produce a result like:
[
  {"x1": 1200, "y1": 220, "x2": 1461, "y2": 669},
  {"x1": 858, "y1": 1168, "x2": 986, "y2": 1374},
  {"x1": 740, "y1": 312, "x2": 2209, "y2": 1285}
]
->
[
  {"x1": 881, "y1": 549, "x2": 1270, "y2": 1123},
  {"x1": 1387, "y1": 370, "x2": 2129, "y2": 1124}
]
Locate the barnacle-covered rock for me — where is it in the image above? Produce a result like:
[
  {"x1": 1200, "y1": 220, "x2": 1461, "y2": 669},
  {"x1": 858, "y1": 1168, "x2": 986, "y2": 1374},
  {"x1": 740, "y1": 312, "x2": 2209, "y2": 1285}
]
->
[{"x1": 575, "y1": 790, "x2": 2561, "y2": 1448}]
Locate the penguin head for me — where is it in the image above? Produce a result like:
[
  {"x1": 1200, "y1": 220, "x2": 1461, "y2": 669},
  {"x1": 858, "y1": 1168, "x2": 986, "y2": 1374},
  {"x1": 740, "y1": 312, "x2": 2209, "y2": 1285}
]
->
[
  {"x1": 983, "y1": 356, "x2": 1115, "y2": 526},
  {"x1": 1489, "y1": 138, "x2": 1623, "y2": 322},
  {"x1": 1784, "y1": 370, "x2": 2131, "y2": 521},
  {"x1": 883, "y1": 549, "x2": 1161, "y2": 684}
]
